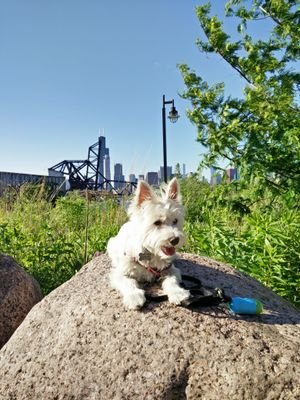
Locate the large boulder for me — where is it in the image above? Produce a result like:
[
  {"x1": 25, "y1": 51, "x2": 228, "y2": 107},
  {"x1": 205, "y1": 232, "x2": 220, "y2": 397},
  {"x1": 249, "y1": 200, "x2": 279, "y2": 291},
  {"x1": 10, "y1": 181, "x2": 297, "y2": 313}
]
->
[
  {"x1": 0, "y1": 254, "x2": 42, "y2": 349},
  {"x1": 0, "y1": 253, "x2": 299, "y2": 400}
]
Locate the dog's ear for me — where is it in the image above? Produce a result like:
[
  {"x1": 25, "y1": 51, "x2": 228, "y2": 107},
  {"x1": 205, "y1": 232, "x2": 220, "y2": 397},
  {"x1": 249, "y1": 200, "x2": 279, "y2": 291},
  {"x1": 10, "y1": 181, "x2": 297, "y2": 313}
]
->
[
  {"x1": 135, "y1": 180, "x2": 154, "y2": 206},
  {"x1": 166, "y1": 178, "x2": 181, "y2": 202}
]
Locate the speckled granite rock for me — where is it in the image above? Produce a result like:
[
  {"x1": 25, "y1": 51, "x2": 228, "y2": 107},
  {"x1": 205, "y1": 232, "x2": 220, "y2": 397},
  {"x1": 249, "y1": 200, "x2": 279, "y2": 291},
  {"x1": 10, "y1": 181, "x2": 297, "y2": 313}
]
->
[
  {"x1": 0, "y1": 253, "x2": 299, "y2": 400},
  {"x1": 0, "y1": 254, "x2": 42, "y2": 349}
]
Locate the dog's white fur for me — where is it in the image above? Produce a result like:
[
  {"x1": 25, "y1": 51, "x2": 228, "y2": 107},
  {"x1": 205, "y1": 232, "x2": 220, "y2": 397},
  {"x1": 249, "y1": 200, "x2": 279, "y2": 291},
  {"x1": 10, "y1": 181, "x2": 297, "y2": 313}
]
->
[{"x1": 107, "y1": 178, "x2": 190, "y2": 310}]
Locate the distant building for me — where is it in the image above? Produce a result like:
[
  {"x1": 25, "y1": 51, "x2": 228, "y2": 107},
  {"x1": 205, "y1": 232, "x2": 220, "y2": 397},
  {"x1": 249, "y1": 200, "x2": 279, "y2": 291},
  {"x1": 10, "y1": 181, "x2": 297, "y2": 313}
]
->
[
  {"x1": 159, "y1": 166, "x2": 172, "y2": 183},
  {"x1": 138, "y1": 174, "x2": 144, "y2": 181},
  {"x1": 97, "y1": 136, "x2": 106, "y2": 184},
  {"x1": 211, "y1": 173, "x2": 222, "y2": 185},
  {"x1": 182, "y1": 163, "x2": 186, "y2": 178},
  {"x1": 146, "y1": 172, "x2": 159, "y2": 186},
  {"x1": 103, "y1": 153, "x2": 111, "y2": 189},
  {"x1": 0, "y1": 171, "x2": 65, "y2": 195},
  {"x1": 104, "y1": 154, "x2": 111, "y2": 180},
  {"x1": 114, "y1": 163, "x2": 125, "y2": 190},
  {"x1": 129, "y1": 174, "x2": 137, "y2": 183},
  {"x1": 210, "y1": 167, "x2": 222, "y2": 185},
  {"x1": 226, "y1": 168, "x2": 238, "y2": 182}
]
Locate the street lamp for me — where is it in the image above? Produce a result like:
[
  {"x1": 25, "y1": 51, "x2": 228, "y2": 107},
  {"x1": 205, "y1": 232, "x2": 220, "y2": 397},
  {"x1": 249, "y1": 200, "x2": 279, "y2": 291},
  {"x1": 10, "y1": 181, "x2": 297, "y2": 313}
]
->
[{"x1": 162, "y1": 95, "x2": 180, "y2": 183}]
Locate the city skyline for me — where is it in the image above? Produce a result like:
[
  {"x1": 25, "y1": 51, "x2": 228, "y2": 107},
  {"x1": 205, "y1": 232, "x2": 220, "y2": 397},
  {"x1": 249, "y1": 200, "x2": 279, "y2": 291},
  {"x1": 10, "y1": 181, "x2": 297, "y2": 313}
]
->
[
  {"x1": 94, "y1": 135, "x2": 192, "y2": 188},
  {"x1": 0, "y1": 131, "x2": 237, "y2": 193}
]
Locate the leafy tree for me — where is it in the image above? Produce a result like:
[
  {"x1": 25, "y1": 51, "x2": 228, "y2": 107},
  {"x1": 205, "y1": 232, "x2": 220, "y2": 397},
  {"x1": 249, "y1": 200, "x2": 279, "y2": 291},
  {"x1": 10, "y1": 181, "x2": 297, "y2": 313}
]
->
[
  {"x1": 179, "y1": 0, "x2": 300, "y2": 191},
  {"x1": 174, "y1": 162, "x2": 182, "y2": 178}
]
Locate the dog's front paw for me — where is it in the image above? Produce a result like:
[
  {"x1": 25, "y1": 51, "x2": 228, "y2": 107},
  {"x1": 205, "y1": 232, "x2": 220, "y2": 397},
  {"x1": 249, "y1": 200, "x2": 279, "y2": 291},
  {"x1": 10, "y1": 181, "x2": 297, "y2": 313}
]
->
[
  {"x1": 123, "y1": 289, "x2": 146, "y2": 310},
  {"x1": 168, "y1": 288, "x2": 190, "y2": 305}
]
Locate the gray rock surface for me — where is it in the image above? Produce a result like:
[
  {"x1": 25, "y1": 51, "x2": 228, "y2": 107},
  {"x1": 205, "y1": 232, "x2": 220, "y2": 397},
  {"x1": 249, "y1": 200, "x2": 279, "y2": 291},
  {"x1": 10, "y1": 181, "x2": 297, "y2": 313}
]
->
[
  {"x1": 0, "y1": 254, "x2": 42, "y2": 349},
  {"x1": 0, "y1": 253, "x2": 299, "y2": 400}
]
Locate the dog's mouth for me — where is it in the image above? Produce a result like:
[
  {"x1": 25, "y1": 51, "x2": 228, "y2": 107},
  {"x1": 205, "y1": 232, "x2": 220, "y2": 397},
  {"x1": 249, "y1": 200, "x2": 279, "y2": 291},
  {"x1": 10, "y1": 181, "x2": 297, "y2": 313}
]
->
[{"x1": 161, "y1": 246, "x2": 176, "y2": 256}]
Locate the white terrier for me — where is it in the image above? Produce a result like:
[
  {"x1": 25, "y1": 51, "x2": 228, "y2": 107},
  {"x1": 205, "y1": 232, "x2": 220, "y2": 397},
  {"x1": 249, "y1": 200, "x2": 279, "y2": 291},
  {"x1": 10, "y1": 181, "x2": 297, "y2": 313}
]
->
[{"x1": 107, "y1": 178, "x2": 190, "y2": 310}]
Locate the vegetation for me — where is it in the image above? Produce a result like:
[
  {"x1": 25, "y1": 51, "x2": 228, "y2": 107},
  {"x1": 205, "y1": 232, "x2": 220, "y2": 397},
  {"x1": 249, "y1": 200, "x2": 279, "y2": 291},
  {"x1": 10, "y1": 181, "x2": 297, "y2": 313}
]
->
[
  {"x1": 175, "y1": 0, "x2": 300, "y2": 307},
  {"x1": 179, "y1": 0, "x2": 300, "y2": 192},
  {"x1": 0, "y1": 185, "x2": 126, "y2": 295},
  {"x1": 0, "y1": 181, "x2": 299, "y2": 308},
  {"x1": 181, "y1": 176, "x2": 300, "y2": 308}
]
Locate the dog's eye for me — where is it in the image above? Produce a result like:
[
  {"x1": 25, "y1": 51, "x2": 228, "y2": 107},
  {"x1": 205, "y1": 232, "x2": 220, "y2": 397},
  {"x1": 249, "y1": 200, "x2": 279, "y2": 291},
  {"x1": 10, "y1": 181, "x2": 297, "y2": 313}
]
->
[
  {"x1": 173, "y1": 218, "x2": 178, "y2": 225},
  {"x1": 154, "y1": 220, "x2": 162, "y2": 226}
]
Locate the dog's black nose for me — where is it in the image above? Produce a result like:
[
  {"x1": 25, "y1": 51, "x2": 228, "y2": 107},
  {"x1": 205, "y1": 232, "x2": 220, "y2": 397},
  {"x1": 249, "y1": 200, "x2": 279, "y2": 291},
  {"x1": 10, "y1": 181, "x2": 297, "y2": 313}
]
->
[{"x1": 170, "y1": 237, "x2": 179, "y2": 246}]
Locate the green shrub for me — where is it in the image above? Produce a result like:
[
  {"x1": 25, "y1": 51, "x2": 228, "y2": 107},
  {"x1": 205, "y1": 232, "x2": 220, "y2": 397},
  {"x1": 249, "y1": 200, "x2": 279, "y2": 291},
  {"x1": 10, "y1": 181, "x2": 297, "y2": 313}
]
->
[{"x1": 181, "y1": 178, "x2": 300, "y2": 308}]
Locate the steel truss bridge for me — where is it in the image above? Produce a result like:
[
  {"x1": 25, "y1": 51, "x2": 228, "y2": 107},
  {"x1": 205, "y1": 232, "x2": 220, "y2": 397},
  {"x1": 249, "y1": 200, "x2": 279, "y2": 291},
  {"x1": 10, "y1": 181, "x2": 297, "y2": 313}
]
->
[{"x1": 48, "y1": 138, "x2": 137, "y2": 195}]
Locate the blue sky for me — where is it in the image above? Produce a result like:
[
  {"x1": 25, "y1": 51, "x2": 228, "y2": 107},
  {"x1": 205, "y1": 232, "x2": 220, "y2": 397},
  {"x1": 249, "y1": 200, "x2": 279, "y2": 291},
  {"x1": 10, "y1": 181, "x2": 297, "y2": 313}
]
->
[{"x1": 0, "y1": 1, "x2": 260, "y2": 180}]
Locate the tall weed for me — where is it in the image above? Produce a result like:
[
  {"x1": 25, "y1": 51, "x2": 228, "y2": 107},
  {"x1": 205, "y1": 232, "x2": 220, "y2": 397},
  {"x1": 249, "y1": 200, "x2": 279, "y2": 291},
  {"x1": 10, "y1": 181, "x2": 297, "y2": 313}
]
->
[
  {"x1": 0, "y1": 186, "x2": 127, "y2": 294},
  {"x1": 181, "y1": 177, "x2": 300, "y2": 308}
]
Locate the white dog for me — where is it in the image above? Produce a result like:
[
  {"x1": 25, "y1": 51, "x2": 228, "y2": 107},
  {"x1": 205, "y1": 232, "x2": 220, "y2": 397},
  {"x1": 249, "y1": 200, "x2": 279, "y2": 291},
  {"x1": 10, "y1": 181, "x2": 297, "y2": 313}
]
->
[{"x1": 107, "y1": 178, "x2": 190, "y2": 310}]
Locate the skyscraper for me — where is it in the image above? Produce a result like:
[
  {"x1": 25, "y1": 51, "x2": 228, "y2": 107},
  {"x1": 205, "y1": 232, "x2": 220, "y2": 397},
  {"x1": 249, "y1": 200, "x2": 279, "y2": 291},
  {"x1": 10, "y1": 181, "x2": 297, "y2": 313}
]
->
[
  {"x1": 129, "y1": 174, "x2": 137, "y2": 183},
  {"x1": 146, "y1": 172, "x2": 159, "y2": 186},
  {"x1": 93, "y1": 136, "x2": 111, "y2": 187},
  {"x1": 226, "y1": 168, "x2": 238, "y2": 182},
  {"x1": 114, "y1": 163, "x2": 125, "y2": 190},
  {"x1": 104, "y1": 153, "x2": 111, "y2": 189},
  {"x1": 98, "y1": 136, "x2": 106, "y2": 184},
  {"x1": 210, "y1": 167, "x2": 222, "y2": 185},
  {"x1": 159, "y1": 166, "x2": 172, "y2": 183}
]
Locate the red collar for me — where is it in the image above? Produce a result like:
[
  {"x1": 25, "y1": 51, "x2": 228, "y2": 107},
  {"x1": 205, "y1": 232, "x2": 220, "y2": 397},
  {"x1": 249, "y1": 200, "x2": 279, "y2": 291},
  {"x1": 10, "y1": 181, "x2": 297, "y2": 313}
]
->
[
  {"x1": 147, "y1": 266, "x2": 163, "y2": 277},
  {"x1": 146, "y1": 263, "x2": 172, "y2": 277},
  {"x1": 131, "y1": 255, "x2": 172, "y2": 278}
]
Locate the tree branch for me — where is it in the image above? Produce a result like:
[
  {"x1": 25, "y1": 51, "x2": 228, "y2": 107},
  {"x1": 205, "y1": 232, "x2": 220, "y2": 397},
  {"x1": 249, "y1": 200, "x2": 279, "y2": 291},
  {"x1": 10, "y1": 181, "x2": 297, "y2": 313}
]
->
[
  {"x1": 259, "y1": 5, "x2": 283, "y2": 27},
  {"x1": 217, "y1": 51, "x2": 255, "y2": 87}
]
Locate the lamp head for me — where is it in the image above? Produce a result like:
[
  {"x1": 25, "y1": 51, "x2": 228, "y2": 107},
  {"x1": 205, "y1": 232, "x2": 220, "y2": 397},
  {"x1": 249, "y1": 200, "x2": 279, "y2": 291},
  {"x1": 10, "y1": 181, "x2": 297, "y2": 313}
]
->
[{"x1": 168, "y1": 106, "x2": 180, "y2": 123}]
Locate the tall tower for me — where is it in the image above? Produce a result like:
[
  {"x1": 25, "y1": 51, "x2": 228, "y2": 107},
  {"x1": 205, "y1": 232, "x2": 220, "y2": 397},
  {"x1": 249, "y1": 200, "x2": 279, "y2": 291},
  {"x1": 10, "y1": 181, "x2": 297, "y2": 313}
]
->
[
  {"x1": 146, "y1": 172, "x2": 159, "y2": 185},
  {"x1": 114, "y1": 163, "x2": 124, "y2": 190},
  {"x1": 97, "y1": 136, "x2": 106, "y2": 184}
]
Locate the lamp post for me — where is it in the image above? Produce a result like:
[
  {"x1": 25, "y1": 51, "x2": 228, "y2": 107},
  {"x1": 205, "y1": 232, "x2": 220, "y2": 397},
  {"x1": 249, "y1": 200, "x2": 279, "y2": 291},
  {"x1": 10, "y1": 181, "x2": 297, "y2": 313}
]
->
[{"x1": 162, "y1": 95, "x2": 180, "y2": 183}]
